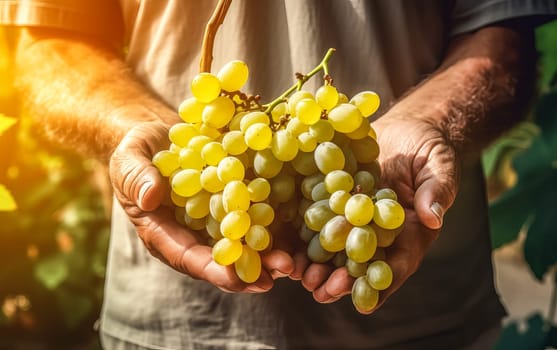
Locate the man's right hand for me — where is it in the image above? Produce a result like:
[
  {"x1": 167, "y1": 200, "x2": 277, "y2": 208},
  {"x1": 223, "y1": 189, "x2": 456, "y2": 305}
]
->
[{"x1": 108, "y1": 121, "x2": 294, "y2": 293}]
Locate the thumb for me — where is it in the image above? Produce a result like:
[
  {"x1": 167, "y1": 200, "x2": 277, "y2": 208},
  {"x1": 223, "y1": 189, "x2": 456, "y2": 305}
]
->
[
  {"x1": 414, "y1": 174, "x2": 457, "y2": 230},
  {"x1": 136, "y1": 166, "x2": 168, "y2": 211}
]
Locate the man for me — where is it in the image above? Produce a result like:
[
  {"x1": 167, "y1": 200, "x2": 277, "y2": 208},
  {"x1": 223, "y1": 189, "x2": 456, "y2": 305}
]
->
[{"x1": 2, "y1": 1, "x2": 555, "y2": 349}]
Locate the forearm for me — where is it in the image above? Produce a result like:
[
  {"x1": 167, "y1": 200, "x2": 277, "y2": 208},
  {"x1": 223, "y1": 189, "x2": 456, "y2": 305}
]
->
[
  {"x1": 13, "y1": 28, "x2": 179, "y2": 161},
  {"x1": 386, "y1": 25, "x2": 536, "y2": 156}
]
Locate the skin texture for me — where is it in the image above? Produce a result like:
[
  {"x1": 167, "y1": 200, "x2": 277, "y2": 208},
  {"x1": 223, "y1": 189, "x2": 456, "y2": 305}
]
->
[{"x1": 11, "y1": 22, "x2": 535, "y2": 310}]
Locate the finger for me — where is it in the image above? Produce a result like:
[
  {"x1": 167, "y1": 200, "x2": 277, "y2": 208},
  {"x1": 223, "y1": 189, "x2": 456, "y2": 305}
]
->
[
  {"x1": 301, "y1": 263, "x2": 333, "y2": 292},
  {"x1": 261, "y1": 249, "x2": 295, "y2": 279},
  {"x1": 312, "y1": 267, "x2": 354, "y2": 303},
  {"x1": 290, "y1": 251, "x2": 311, "y2": 280}
]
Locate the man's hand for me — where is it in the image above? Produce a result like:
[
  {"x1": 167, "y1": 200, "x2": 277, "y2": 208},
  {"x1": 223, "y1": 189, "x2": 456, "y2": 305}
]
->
[
  {"x1": 300, "y1": 115, "x2": 460, "y2": 312},
  {"x1": 108, "y1": 121, "x2": 295, "y2": 293}
]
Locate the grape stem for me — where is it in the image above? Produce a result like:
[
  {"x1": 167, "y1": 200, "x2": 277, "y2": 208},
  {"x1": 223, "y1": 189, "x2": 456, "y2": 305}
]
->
[
  {"x1": 263, "y1": 48, "x2": 336, "y2": 114},
  {"x1": 200, "y1": 0, "x2": 232, "y2": 73}
]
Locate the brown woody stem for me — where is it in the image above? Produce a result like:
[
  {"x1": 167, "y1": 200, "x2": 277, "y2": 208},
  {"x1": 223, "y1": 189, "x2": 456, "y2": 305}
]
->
[{"x1": 199, "y1": 0, "x2": 232, "y2": 73}]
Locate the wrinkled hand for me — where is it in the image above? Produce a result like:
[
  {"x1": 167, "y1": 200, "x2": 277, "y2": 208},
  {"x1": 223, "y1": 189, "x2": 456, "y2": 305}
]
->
[
  {"x1": 300, "y1": 115, "x2": 460, "y2": 312},
  {"x1": 108, "y1": 121, "x2": 294, "y2": 293}
]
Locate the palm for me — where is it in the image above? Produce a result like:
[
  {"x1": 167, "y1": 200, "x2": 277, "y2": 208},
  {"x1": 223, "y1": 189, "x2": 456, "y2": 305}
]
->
[
  {"x1": 108, "y1": 122, "x2": 294, "y2": 293},
  {"x1": 301, "y1": 116, "x2": 460, "y2": 312}
]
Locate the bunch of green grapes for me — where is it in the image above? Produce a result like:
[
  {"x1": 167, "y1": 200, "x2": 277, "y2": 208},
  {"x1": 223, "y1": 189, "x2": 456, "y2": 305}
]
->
[{"x1": 152, "y1": 55, "x2": 406, "y2": 313}]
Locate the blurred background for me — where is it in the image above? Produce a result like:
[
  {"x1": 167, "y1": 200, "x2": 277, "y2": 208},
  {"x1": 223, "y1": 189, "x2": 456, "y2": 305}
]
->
[{"x1": 0, "y1": 19, "x2": 556, "y2": 350}]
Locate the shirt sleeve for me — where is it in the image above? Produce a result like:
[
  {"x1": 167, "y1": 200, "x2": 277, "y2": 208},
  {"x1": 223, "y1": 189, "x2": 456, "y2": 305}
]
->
[
  {"x1": 451, "y1": 0, "x2": 557, "y2": 35},
  {"x1": 0, "y1": 0, "x2": 124, "y2": 45}
]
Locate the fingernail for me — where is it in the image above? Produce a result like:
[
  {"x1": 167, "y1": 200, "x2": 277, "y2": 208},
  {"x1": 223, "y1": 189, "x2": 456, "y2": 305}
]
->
[
  {"x1": 271, "y1": 269, "x2": 289, "y2": 279},
  {"x1": 138, "y1": 182, "x2": 152, "y2": 208},
  {"x1": 430, "y1": 202, "x2": 444, "y2": 226}
]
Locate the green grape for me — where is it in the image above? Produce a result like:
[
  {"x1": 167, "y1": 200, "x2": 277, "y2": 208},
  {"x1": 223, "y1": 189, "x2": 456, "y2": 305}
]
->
[
  {"x1": 309, "y1": 119, "x2": 335, "y2": 143},
  {"x1": 247, "y1": 177, "x2": 270, "y2": 202},
  {"x1": 291, "y1": 151, "x2": 318, "y2": 176},
  {"x1": 270, "y1": 101, "x2": 289, "y2": 123},
  {"x1": 217, "y1": 60, "x2": 249, "y2": 92},
  {"x1": 187, "y1": 135, "x2": 213, "y2": 153},
  {"x1": 200, "y1": 166, "x2": 225, "y2": 193},
  {"x1": 307, "y1": 234, "x2": 335, "y2": 263},
  {"x1": 357, "y1": 160, "x2": 382, "y2": 182},
  {"x1": 331, "y1": 131, "x2": 350, "y2": 149},
  {"x1": 209, "y1": 193, "x2": 226, "y2": 221},
  {"x1": 350, "y1": 91, "x2": 380, "y2": 117},
  {"x1": 345, "y1": 193, "x2": 374, "y2": 226},
  {"x1": 212, "y1": 237, "x2": 243, "y2": 265},
  {"x1": 221, "y1": 130, "x2": 248, "y2": 155},
  {"x1": 234, "y1": 245, "x2": 261, "y2": 283},
  {"x1": 297, "y1": 132, "x2": 317, "y2": 152},
  {"x1": 346, "y1": 118, "x2": 371, "y2": 140},
  {"x1": 286, "y1": 117, "x2": 309, "y2": 136},
  {"x1": 240, "y1": 111, "x2": 269, "y2": 133},
  {"x1": 337, "y1": 92, "x2": 349, "y2": 104},
  {"x1": 346, "y1": 259, "x2": 369, "y2": 278},
  {"x1": 314, "y1": 141, "x2": 345, "y2": 174},
  {"x1": 201, "y1": 141, "x2": 227, "y2": 166},
  {"x1": 222, "y1": 180, "x2": 250, "y2": 212},
  {"x1": 199, "y1": 124, "x2": 221, "y2": 139},
  {"x1": 316, "y1": 84, "x2": 338, "y2": 110},
  {"x1": 152, "y1": 150, "x2": 180, "y2": 177},
  {"x1": 329, "y1": 190, "x2": 351, "y2": 215},
  {"x1": 324, "y1": 170, "x2": 354, "y2": 193},
  {"x1": 185, "y1": 190, "x2": 211, "y2": 219},
  {"x1": 172, "y1": 169, "x2": 202, "y2": 197},
  {"x1": 244, "y1": 123, "x2": 273, "y2": 151},
  {"x1": 328, "y1": 103, "x2": 363, "y2": 133},
  {"x1": 353, "y1": 170, "x2": 376, "y2": 194},
  {"x1": 253, "y1": 149, "x2": 283, "y2": 179},
  {"x1": 319, "y1": 215, "x2": 353, "y2": 252},
  {"x1": 311, "y1": 182, "x2": 329, "y2": 201},
  {"x1": 178, "y1": 97, "x2": 205, "y2": 123},
  {"x1": 235, "y1": 151, "x2": 251, "y2": 170},
  {"x1": 247, "y1": 202, "x2": 275, "y2": 227},
  {"x1": 299, "y1": 223, "x2": 318, "y2": 243},
  {"x1": 220, "y1": 210, "x2": 251, "y2": 240},
  {"x1": 345, "y1": 225, "x2": 377, "y2": 263},
  {"x1": 178, "y1": 148, "x2": 204, "y2": 170},
  {"x1": 296, "y1": 98, "x2": 322, "y2": 125},
  {"x1": 288, "y1": 90, "x2": 314, "y2": 114},
  {"x1": 169, "y1": 123, "x2": 199, "y2": 148},
  {"x1": 270, "y1": 174, "x2": 296, "y2": 203},
  {"x1": 349, "y1": 136, "x2": 380, "y2": 164},
  {"x1": 169, "y1": 143, "x2": 182, "y2": 154},
  {"x1": 175, "y1": 207, "x2": 187, "y2": 226},
  {"x1": 375, "y1": 188, "x2": 397, "y2": 201},
  {"x1": 342, "y1": 146, "x2": 358, "y2": 175},
  {"x1": 271, "y1": 129, "x2": 299, "y2": 162},
  {"x1": 298, "y1": 197, "x2": 314, "y2": 217},
  {"x1": 368, "y1": 125, "x2": 377, "y2": 140},
  {"x1": 245, "y1": 225, "x2": 271, "y2": 251},
  {"x1": 228, "y1": 111, "x2": 247, "y2": 131},
  {"x1": 304, "y1": 199, "x2": 336, "y2": 231},
  {"x1": 366, "y1": 260, "x2": 393, "y2": 290},
  {"x1": 170, "y1": 190, "x2": 188, "y2": 207},
  {"x1": 202, "y1": 96, "x2": 235, "y2": 129},
  {"x1": 191, "y1": 72, "x2": 221, "y2": 103},
  {"x1": 217, "y1": 156, "x2": 245, "y2": 183},
  {"x1": 351, "y1": 276, "x2": 379, "y2": 313},
  {"x1": 332, "y1": 250, "x2": 348, "y2": 268},
  {"x1": 184, "y1": 211, "x2": 207, "y2": 231},
  {"x1": 205, "y1": 215, "x2": 224, "y2": 240},
  {"x1": 373, "y1": 199, "x2": 405, "y2": 229},
  {"x1": 371, "y1": 223, "x2": 402, "y2": 248},
  {"x1": 301, "y1": 173, "x2": 325, "y2": 200},
  {"x1": 277, "y1": 198, "x2": 298, "y2": 222}
]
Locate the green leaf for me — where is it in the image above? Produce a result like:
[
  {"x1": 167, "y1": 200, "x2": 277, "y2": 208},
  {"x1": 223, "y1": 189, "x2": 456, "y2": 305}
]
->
[
  {"x1": 536, "y1": 20, "x2": 557, "y2": 87},
  {"x1": 0, "y1": 184, "x2": 17, "y2": 211},
  {"x1": 33, "y1": 254, "x2": 69, "y2": 290},
  {"x1": 54, "y1": 288, "x2": 93, "y2": 329},
  {"x1": 494, "y1": 314, "x2": 546, "y2": 350},
  {"x1": 0, "y1": 113, "x2": 17, "y2": 135}
]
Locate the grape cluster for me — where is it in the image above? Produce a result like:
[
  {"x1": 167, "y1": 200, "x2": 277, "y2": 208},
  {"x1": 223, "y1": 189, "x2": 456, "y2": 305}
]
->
[{"x1": 152, "y1": 56, "x2": 405, "y2": 312}]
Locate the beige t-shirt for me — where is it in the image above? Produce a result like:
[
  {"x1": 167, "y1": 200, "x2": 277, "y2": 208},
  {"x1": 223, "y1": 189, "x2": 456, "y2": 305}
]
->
[{"x1": 2, "y1": 1, "x2": 555, "y2": 349}]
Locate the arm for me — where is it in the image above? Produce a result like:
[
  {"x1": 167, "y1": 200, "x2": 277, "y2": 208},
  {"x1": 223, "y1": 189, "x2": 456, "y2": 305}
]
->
[
  {"x1": 300, "y1": 24, "x2": 536, "y2": 309},
  {"x1": 13, "y1": 28, "x2": 294, "y2": 292}
]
